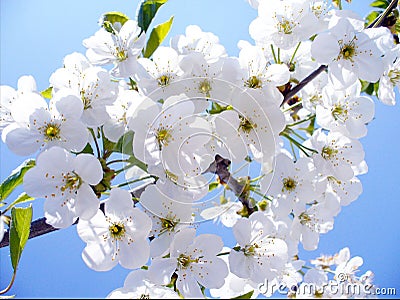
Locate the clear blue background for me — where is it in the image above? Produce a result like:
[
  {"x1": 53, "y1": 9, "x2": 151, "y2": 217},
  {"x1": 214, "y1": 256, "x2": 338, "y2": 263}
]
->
[{"x1": 1, "y1": 0, "x2": 399, "y2": 298}]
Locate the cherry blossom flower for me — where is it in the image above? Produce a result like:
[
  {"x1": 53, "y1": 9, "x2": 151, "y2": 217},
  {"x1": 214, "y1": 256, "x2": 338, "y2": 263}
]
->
[
  {"x1": 49, "y1": 52, "x2": 117, "y2": 127},
  {"x1": 311, "y1": 18, "x2": 386, "y2": 89},
  {"x1": 5, "y1": 90, "x2": 88, "y2": 156},
  {"x1": 250, "y1": 0, "x2": 320, "y2": 50},
  {"x1": 148, "y1": 228, "x2": 228, "y2": 298},
  {"x1": 107, "y1": 270, "x2": 179, "y2": 299},
  {"x1": 77, "y1": 188, "x2": 151, "y2": 271},
  {"x1": 23, "y1": 146, "x2": 103, "y2": 228},
  {"x1": 229, "y1": 211, "x2": 289, "y2": 283},
  {"x1": 316, "y1": 81, "x2": 375, "y2": 139},
  {"x1": 83, "y1": 20, "x2": 146, "y2": 77}
]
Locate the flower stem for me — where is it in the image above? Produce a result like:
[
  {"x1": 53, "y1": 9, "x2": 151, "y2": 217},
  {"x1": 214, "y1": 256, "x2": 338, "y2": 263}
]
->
[
  {"x1": 289, "y1": 42, "x2": 302, "y2": 65},
  {"x1": 106, "y1": 159, "x2": 130, "y2": 165},
  {"x1": 112, "y1": 176, "x2": 155, "y2": 188},
  {"x1": 89, "y1": 128, "x2": 101, "y2": 158},
  {"x1": 271, "y1": 44, "x2": 278, "y2": 64},
  {"x1": 0, "y1": 268, "x2": 17, "y2": 295}
]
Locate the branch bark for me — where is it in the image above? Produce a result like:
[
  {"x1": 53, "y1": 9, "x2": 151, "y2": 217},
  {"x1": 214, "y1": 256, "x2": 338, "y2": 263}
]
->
[
  {"x1": 0, "y1": 186, "x2": 147, "y2": 248},
  {"x1": 204, "y1": 154, "x2": 255, "y2": 215},
  {"x1": 0, "y1": 155, "x2": 254, "y2": 248}
]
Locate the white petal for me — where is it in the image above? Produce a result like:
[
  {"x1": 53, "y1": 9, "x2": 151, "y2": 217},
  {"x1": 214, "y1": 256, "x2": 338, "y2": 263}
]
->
[
  {"x1": 73, "y1": 153, "x2": 103, "y2": 184},
  {"x1": 119, "y1": 239, "x2": 150, "y2": 269},
  {"x1": 44, "y1": 198, "x2": 77, "y2": 228},
  {"x1": 176, "y1": 272, "x2": 204, "y2": 298},
  {"x1": 233, "y1": 218, "x2": 251, "y2": 247},
  {"x1": 5, "y1": 126, "x2": 41, "y2": 156},
  {"x1": 148, "y1": 258, "x2": 177, "y2": 285},
  {"x1": 82, "y1": 241, "x2": 117, "y2": 271},
  {"x1": 190, "y1": 234, "x2": 224, "y2": 257},
  {"x1": 52, "y1": 90, "x2": 83, "y2": 119},
  {"x1": 311, "y1": 33, "x2": 339, "y2": 64},
  {"x1": 77, "y1": 210, "x2": 108, "y2": 242},
  {"x1": 170, "y1": 228, "x2": 196, "y2": 255},
  {"x1": 193, "y1": 257, "x2": 228, "y2": 289},
  {"x1": 75, "y1": 183, "x2": 100, "y2": 220}
]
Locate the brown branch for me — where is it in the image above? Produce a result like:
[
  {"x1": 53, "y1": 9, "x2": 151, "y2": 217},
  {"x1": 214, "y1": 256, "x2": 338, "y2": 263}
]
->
[
  {"x1": 204, "y1": 154, "x2": 256, "y2": 215},
  {"x1": 0, "y1": 186, "x2": 148, "y2": 248},
  {"x1": 0, "y1": 154, "x2": 258, "y2": 248},
  {"x1": 281, "y1": 65, "x2": 327, "y2": 106}
]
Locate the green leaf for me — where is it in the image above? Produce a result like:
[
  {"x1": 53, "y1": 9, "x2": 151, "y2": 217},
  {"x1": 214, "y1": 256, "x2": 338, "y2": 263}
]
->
[
  {"x1": 395, "y1": 18, "x2": 400, "y2": 33},
  {"x1": 332, "y1": 0, "x2": 342, "y2": 9},
  {"x1": 0, "y1": 159, "x2": 35, "y2": 202},
  {"x1": 144, "y1": 16, "x2": 174, "y2": 58},
  {"x1": 374, "y1": 81, "x2": 380, "y2": 94},
  {"x1": 103, "y1": 135, "x2": 116, "y2": 153},
  {"x1": 360, "y1": 80, "x2": 376, "y2": 95},
  {"x1": 366, "y1": 11, "x2": 381, "y2": 26},
  {"x1": 114, "y1": 131, "x2": 134, "y2": 155},
  {"x1": 10, "y1": 205, "x2": 32, "y2": 270},
  {"x1": 80, "y1": 143, "x2": 94, "y2": 155},
  {"x1": 208, "y1": 101, "x2": 233, "y2": 114},
  {"x1": 6, "y1": 193, "x2": 34, "y2": 211},
  {"x1": 137, "y1": 0, "x2": 168, "y2": 33},
  {"x1": 232, "y1": 290, "x2": 254, "y2": 299},
  {"x1": 208, "y1": 182, "x2": 219, "y2": 192},
  {"x1": 128, "y1": 155, "x2": 148, "y2": 172},
  {"x1": 370, "y1": 0, "x2": 389, "y2": 9},
  {"x1": 40, "y1": 87, "x2": 52, "y2": 99},
  {"x1": 100, "y1": 12, "x2": 130, "y2": 33}
]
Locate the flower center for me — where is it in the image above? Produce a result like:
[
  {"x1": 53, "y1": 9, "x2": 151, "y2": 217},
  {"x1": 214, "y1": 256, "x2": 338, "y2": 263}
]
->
[
  {"x1": 80, "y1": 90, "x2": 92, "y2": 110},
  {"x1": 388, "y1": 69, "x2": 400, "y2": 86},
  {"x1": 177, "y1": 254, "x2": 199, "y2": 269},
  {"x1": 139, "y1": 294, "x2": 150, "y2": 299},
  {"x1": 160, "y1": 218, "x2": 177, "y2": 234},
  {"x1": 299, "y1": 212, "x2": 312, "y2": 225},
  {"x1": 239, "y1": 116, "x2": 257, "y2": 134},
  {"x1": 282, "y1": 177, "x2": 297, "y2": 193},
  {"x1": 44, "y1": 123, "x2": 61, "y2": 141},
  {"x1": 115, "y1": 47, "x2": 128, "y2": 62},
  {"x1": 156, "y1": 127, "x2": 172, "y2": 150},
  {"x1": 157, "y1": 74, "x2": 171, "y2": 87},
  {"x1": 277, "y1": 17, "x2": 294, "y2": 34},
  {"x1": 60, "y1": 172, "x2": 82, "y2": 192},
  {"x1": 244, "y1": 243, "x2": 260, "y2": 256},
  {"x1": 199, "y1": 79, "x2": 212, "y2": 96},
  {"x1": 165, "y1": 169, "x2": 178, "y2": 184},
  {"x1": 109, "y1": 222, "x2": 126, "y2": 240},
  {"x1": 321, "y1": 146, "x2": 338, "y2": 160},
  {"x1": 338, "y1": 40, "x2": 357, "y2": 61},
  {"x1": 331, "y1": 104, "x2": 348, "y2": 121},
  {"x1": 245, "y1": 75, "x2": 263, "y2": 89}
]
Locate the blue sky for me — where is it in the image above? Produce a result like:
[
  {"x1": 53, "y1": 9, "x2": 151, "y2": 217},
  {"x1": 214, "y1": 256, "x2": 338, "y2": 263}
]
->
[{"x1": 1, "y1": 0, "x2": 399, "y2": 298}]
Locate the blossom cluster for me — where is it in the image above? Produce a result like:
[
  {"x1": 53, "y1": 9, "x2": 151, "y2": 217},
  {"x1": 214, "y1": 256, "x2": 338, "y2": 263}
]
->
[{"x1": 1, "y1": 0, "x2": 398, "y2": 298}]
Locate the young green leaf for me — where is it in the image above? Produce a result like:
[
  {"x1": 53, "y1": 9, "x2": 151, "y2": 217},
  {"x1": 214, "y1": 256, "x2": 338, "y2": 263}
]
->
[
  {"x1": 114, "y1": 131, "x2": 134, "y2": 156},
  {"x1": 9, "y1": 205, "x2": 33, "y2": 270},
  {"x1": 232, "y1": 290, "x2": 254, "y2": 299},
  {"x1": 137, "y1": 0, "x2": 168, "y2": 33},
  {"x1": 370, "y1": 0, "x2": 389, "y2": 9},
  {"x1": 0, "y1": 160, "x2": 35, "y2": 202},
  {"x1": 101, "y1": 12, "x2": 129, "y2": 27},
  {"x1": 128, "y1": 155, "x2": 148, "y2": 173},
  {"x1": 366, "y1": 11, "x2": 381, "y2": 26},
  {"x1": 208, "y1": 182, "x2": 219, "y2": 192},
  {"x1": 40, "y1": 87, "x2": 52, "y2": 99},
  {"x1": 5, "y1": 193, "x2": 34, "y2": 213},
  {"x1": 144, "y1": 16, "x2": 174, "y2": 58}
]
